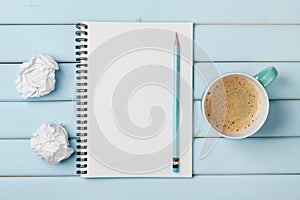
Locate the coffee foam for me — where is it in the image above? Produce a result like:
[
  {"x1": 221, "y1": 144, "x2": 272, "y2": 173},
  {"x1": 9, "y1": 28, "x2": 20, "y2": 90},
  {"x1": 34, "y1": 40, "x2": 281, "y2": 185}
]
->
[{"x1": 204, "y1": 74, "x2": 260, "y2": 134}]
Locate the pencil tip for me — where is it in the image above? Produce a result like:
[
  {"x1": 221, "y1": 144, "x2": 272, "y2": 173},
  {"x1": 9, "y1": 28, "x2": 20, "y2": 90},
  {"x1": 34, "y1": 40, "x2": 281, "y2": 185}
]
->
[{"x1": 174, "y1": 32, "x2": 179, "y2": 45}]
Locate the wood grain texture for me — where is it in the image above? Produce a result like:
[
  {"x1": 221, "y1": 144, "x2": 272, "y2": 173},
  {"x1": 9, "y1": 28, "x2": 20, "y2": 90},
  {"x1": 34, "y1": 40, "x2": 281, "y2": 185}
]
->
[
  {"x1": 1, "y1": 25, "x2": 300, "y2": 62},
  {"x1": 194, "y1": 138, "x2": 300, "y2": 174},
  {"x1": 194, "y1": 62, "x2": 300, "y2": 100},
  {"x1": 0, "y1": 25, "x2": 74, "y2": 62},
  {"x1": 0, "y1": 100, "x2": 298, "y2": 139},
  {"x1": 1, "y1": 138, "x2": 300, "y2": 176},
  {"x1": 1, "y1": 1, "x2": 300, "y2": 197},
  {"x1": 0, "y1": 176, "x2": 300, "y2": 200},
  {"x1": 0, "y1": 102, "x2": 76, "y2": 138},
  {"x1": 194, "y1": 25, "x2": 300, "y2": 61},
  {"x1": 0, "y1": 140, "x2": 76, "y2": 176},
  {"x1": 0, "y1": 62, "x2": 297, "y2": 101},
  {"x1": 0, "y1": 64, "x2": 75, "y2": 101},
  {"x1": 1, "y1": 0, "x2": 300, "y2": 24},
  {"x1": 194, "y1": 100, "x2": 300, "y2": 137}
]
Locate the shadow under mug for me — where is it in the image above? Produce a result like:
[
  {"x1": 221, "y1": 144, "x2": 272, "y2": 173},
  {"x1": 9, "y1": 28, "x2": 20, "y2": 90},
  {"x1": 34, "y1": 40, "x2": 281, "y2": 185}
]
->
[{"x1": 202, "y1": 66, "x2": 278, "y2": 139}]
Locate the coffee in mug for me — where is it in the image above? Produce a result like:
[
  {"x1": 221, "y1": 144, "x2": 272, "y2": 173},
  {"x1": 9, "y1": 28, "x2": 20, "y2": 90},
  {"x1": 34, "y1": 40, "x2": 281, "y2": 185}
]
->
[
  {"x1": 201, "y1": 67, "x2": 278, "y2": 139},
  {"x1": 204, "y1": 74, "x2": 260, "y2": 134}
]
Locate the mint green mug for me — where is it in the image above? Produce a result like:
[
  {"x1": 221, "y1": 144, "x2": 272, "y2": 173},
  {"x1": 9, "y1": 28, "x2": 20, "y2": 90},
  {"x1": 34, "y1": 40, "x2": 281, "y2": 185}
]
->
[{"x1": 202, "y1": 66, "x2": 278, "y2": 139}]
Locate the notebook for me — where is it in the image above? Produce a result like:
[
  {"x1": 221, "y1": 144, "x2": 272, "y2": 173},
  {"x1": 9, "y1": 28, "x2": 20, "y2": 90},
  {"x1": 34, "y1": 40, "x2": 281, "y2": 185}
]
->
[{"x1": 75, "y1": 22, "x2": 193, "y2": 177}]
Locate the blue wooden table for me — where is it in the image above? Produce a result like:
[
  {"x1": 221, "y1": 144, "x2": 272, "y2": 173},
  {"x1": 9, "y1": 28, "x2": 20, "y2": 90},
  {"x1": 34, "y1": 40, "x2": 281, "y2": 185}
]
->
[{"x1": 1, "y1": 0, "x2": 300, "y2": 199}]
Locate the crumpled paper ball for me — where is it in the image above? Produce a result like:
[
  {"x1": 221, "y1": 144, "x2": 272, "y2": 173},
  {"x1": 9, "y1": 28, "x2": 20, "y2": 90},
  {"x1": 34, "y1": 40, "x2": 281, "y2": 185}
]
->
[
  {"x1": 30, "y1": 122, "x2": 74, "y2": 164},
  {"x1": 15, "y1": 54, "x2": 59, "y2": 98}
]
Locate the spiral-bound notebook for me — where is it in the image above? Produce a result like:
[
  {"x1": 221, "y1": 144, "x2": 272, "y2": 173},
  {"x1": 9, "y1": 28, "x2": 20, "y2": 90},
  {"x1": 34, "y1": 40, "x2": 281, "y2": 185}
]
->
[{"x1": 75, "y1": 22, "x2": 193, "y2": 177}]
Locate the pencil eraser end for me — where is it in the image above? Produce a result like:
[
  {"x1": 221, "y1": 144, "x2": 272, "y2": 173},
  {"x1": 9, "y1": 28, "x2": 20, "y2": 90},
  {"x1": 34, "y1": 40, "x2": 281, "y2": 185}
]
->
[{"x1": 173, "y1": 168, "x2": 179, "y2": 173}]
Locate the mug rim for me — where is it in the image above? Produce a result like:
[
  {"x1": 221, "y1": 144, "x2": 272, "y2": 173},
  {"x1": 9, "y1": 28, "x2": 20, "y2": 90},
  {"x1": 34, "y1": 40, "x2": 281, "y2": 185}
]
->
[{"x1": 201, "y1": 72, "x2": 269, "y2": 139}]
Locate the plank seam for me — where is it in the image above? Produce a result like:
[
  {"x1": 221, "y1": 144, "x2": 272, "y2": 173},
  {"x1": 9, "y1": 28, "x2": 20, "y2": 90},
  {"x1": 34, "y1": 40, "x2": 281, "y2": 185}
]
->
[
  {"x1": 1, "y1": 23, "x2": 300, "y2": 26},
  {"x1": 2, "y1": 173, "x2": 300, "y2": 178},
  {"x1": 1, "y1": 136, "x2": 300, "y2": 140},
  {"x1": 194, "y1": 61, "x2": 300, "y2": 63},
  {"x1": 1, "y1": 61, "x2": 299, "y2": 65},
  {"x1": 0, "y1": 24, "x2": 76, "y2": 26},
  {"x1": 0, "y1": 98, "x2": 296, "y2": 103},
  {"x1": 0, "y1": 100, "x2": 75, "y2": 102},
  {"x1": 194, "y1": 99, "x2": 300, "y2": 101},
  {"x1": 193, "y1": 136, "x2": 300, "y2": 139},
  {"x1": 194, "y1": 23, "x2": 300, "y2": 26},
  {"x1": 0, "y1": 62, "x2": 78, "y2": 64}
]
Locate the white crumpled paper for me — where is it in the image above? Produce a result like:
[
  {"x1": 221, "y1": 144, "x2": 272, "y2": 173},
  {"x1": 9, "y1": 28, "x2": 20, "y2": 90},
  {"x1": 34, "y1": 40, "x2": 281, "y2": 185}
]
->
[
  {"x1": 15, "y1": 54, "x2": 59, "y2": 98},
  {"x1": 30, "y1": 122, "x2": 74, "y2": 164}
]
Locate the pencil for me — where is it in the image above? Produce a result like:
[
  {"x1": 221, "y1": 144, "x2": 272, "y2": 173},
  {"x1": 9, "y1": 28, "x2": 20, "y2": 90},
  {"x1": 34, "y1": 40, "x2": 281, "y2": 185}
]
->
[{"x1": 173, "y1": 32, "x2": 180, "y2": 173}]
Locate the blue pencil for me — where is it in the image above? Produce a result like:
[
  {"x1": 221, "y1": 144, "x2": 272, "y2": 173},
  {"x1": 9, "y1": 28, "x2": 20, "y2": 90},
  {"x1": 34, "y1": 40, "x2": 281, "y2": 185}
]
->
[{"x1": 173, "y1": 33, "x2": 180, "y2": 173}]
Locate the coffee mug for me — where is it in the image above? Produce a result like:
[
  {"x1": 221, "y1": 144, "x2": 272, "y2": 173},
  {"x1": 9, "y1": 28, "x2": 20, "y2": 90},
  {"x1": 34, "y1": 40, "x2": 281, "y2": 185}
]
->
[{"x1": 202, "y1": 66, "x2": 278, "y2": 139}]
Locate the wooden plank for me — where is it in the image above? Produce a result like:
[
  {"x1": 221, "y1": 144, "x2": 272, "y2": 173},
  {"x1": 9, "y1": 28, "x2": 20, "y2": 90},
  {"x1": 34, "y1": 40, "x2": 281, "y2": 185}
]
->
[
  {"x1": 194, "y1": 100, "x2": 300, "y2": 137},
  {"x1": 1, "y1": 25, "x2": 299, "y2": 62},
  {"x1": 0, "y1": 64, "x2": 75, "y2": 101},
  {"x1": 1, "y1": 0, "x2": 300, "y2": 24},
  {"x1": 194, "y1": 25, "x2": 300, "y2": 61},
  {"x1": 0, "y1": 176, "x2": 300, "y2": 200},
  {"x1": 0, "y1": 62, "x2": 297, "y2": 101},
  {"x1": 194, "y1": 62, "x2": 300, "y2": 100},
  {"x1": 1, "y1": 138, "x2": 300, "y2": 176},
  {"x1": 0, "y1": 25, "x2": 74, "y2": 62},
  {"x1": 0, "y1": 100, "x2": 297, "y2": 139},
  {"x1": 194, "y1": 138, "x2": 300, "y2": 174},
  {"x1": 0, "y1": 102, "x2": 76, "y2": 138},
  {"x1": 0, "y1": 140, "x2": 76, "y2": 176}
]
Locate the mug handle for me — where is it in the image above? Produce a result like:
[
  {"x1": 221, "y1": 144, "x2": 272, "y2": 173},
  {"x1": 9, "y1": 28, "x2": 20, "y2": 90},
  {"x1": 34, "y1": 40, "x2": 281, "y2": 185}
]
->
[{"x1": 253, "y1": 66, "x2": 278, "y2": 87}]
